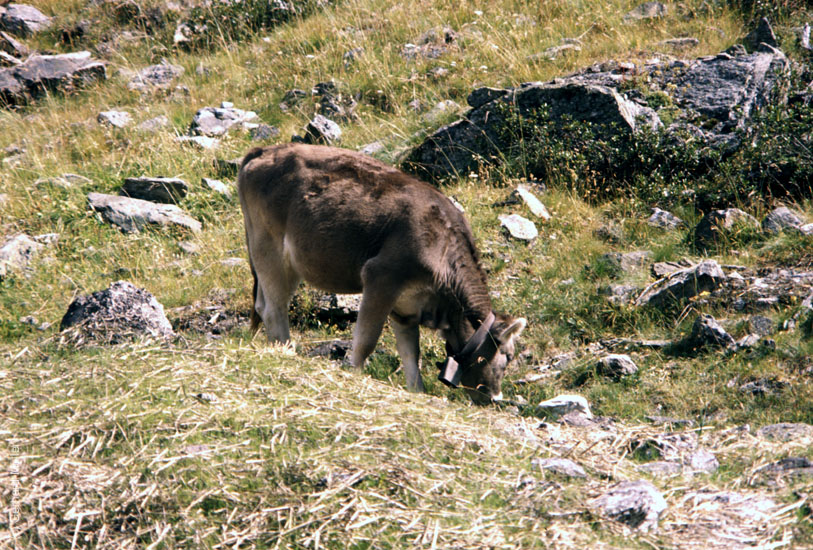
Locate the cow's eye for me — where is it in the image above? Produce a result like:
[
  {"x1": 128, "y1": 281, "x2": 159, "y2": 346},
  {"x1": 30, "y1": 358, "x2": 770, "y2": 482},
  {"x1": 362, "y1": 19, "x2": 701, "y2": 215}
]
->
[{"x1": 505, "y1": 352, "x2": 515, "y2": 363}]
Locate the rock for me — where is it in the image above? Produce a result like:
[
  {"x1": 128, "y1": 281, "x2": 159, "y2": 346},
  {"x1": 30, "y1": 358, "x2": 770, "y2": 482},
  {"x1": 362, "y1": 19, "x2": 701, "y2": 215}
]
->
[
  {"x1": 422, "y1": 99, "x2": 461, "y2": 125},
  {"x1": 303, "y1": 114, "x2": 341, "y2": 145},
  {"x1": 313, "y1": 293, "x2": 361, "y2": 325},
  {"x1": 532, "y1": 457, "x2": 587, "y2": 478},
  {"x1": 638, "y1": 461, "x2": 682, "y2": 477},
  {"x1": 59, "y1": 281, "x2": 174, "y2": 343},
  {"x1": 360, "y1": 141, "x2": 385, "y2": 156},
  {"x1": 762, "y1": 206, "x2": 804, "y2": 234},
  {"x1": 121, "y1": 176, "x2": 189, "y2": 204},
  {"x1": 1, "y1": 51, "x2": 107, "y2": 106},
  {"x1": 658, "y1": 37, "x2": 699, "y2": 51},
  {"x1": 0, "y1": 30, "x2": 27, "y2": 57},
  {"x1": 97, "y1": 110, "x2": 132, "y2": 128},
  {"x1": 536, "y1": 394, "x2": 592, "y2": 419},
  {"x1": 178, "y1": 241, "x2": 200, "y2": 255},
  {"x1": 647, "y1": 207, "x2": 684, "y2": 230},
  {"x1": 755, "y1": 457, "x2": 813, "y2": 479},
  {"x1": 744, "y1": 17, "x2": 778, "y2": 52},
  {"x1": 799, "y1": 223, "x2": 813, "y2": 235},
  {"x1": 0, "y1": 233, "x2": 43, "y2": 279},
  {"x1": 686, "y1": 449, "x2": 719, "y2": 473},
  {"x1": 739, "y1": 377, "x2": 785, "y2": 396},
  {"x1": 748, "y1": 315, "x2": 774, "y2": 336},
  {"x1": 635, "y1": 260, "x2": 726, "y2": 308},
  {"x1": 220, "y1": 257, "x2": 245, "y2": 267},
  {"x1": 189, "y1": 102, "x2": 259, "y2": 136},
  {"x1": 597, "y1": 354, "x2": 639, "y2": 379},
  {"x1": 137, "y1": 115, "x2": 170, "y2": 132},
  {"x1": 590, "y1": 480, "x2": 667, "y2": 532},
  {"x1": 499, "y1": 214, "x2": 538, "y2": 241},
  {"x1": 307, "y1": 339, "x2": 352, "y2": 360},
  {"x1": 515, "y1": 185, "x2": 550, "y2": 220},
  {"x1": 0, "y1": 3, "x2": 51, "y2": 37},
  {"x1": 88, "y1": 192, "x2": 201, "y2": 233},
  {"x1": 594, "y1": 223, "x2": 624, "y2": 244},
  {"x1": 598, "y1": 251, "x2": 653, "y2": 277},
  {"x1": 623, "y1": 2, "x2": 667, "y2": 22},
  {"x1": 202, "y1": 178, "x2": 232, "y2": 198},
  {"x1": 756, "y1": 423, "x2": 813, "y2": 442},
  {"x1": 603, "y1": 284, "x2": 641, "y2": 305},
  {"x1": 176, "y1": 135, "x2": 219, "y2": 149},
  {"x1": 694, "y1": 208, "x2": 759, "y2": 250},
  {"x1": 405, "y1": 81, "x2": 660, "y2": 181},
  {"x1": 535, "y1": 43, "x2": 581, "y2": 61},
  {"x1": 0, "y1": 49, "x2": 19, "y2": 67},
  {"x1": 127, "y1": 62, "x2": 184, "y2": 92},
  {"x1": 684, "y1": 314, "x2": 735, "y2": 350},
  {"x1": 467, "y1": 86, "x2": 507, "y2": 109},
  {"x1": 249, "y1": 123, "x2": 279, "y2": 141},
  {"x1": 631, "y1": 432, "x2": 698, "y2": 461},
  {"x1": 342, "y1": 47, "x2": 364, "y2": 66}
]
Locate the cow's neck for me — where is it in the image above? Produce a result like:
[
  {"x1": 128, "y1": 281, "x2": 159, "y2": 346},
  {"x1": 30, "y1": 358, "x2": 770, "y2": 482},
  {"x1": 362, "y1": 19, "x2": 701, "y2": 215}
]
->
[{"x1": 438, "y1": 255, "x2": 493, "y2": 356}]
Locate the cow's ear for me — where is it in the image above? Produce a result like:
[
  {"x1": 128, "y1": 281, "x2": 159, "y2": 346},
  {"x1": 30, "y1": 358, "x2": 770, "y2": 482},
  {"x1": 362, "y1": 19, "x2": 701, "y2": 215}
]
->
[{"x1": 497, "y1": 317, "x2": 526, "y2": 346}]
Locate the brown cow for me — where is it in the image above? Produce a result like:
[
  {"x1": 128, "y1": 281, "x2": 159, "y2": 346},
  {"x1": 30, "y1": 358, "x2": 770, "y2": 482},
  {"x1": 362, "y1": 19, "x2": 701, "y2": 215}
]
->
[{"x1": 238, "y1": 143, "x2": 525, "y2": 403}]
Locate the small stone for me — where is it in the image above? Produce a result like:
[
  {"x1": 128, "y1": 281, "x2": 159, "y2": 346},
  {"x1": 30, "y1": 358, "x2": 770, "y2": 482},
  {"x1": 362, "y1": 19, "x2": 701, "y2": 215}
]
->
[
  {"x1": 0, "y1": 233, "x2": 43, "y2": 279},
  {"x1": 137, "y1": 115, "x2": 170, "y2": 132},
  {"x1": 122, "y1": 176, "x2": 189, "y2": 204},
  {"x1": 422, "y1": 100, "x2": 461, "y2": 124},
  {"x1": 658, "y1": 37, "x2": 699, "y2": 51},
  {"x1": 693, "y1": 208, "x2": 759, "y2": 250},
  {"x1": 647, "y1": 207, "x2": 684, "y2": 230},
  {"x1": 590, "y1": 480, "x2": 667, "y2": 532},
  {"x1": 307, "y1": 339, "x2": 352, "y2": 360},
  {"x1": 756, "y1": 423, "x2": 813, "y2": 442},
  {"x1": 202, "y1": 177, "x2": 232, "y2": 198},
  {"x1": 176, "y1": 135, "x2": 219, "y2": 149},
  {"x1": 220, "y1": 257, "x2": 246, "y2": 267},
  {"x1": 762, "y1": 206, "x2": 804, "y2": 234},
  {"x1": 686, "y1": 449, "x2": 719, "y2": 473},
  {"x1": 597, "y1": 354, "x2": 639, "y2": 379},
  {"x1": 249, "y1": 123, "x2": 279, "y2": 142},
  {"x1": 178, "y1": 241, "x2": 200, "y2": 255},
  {"x1": 189, "y1": 104, "x2": 259, "y2": 137},
  {"x1": 685, "y1": 314, "x2": 735, "y2": 350},
  {"x1": 515, "y1": 185, "x2": 550, "y2": 220},
  {"x1": 360, "y1": 141, "x2": 385, "y2": 156},
  {"x1": 533, "y1": 457, "x2": 587, "y2": 478},
  {"x1": 98, "y1": 110, "x2": 132, "y2": 128},
  {"x1": 304, "y1": 114, "x2": 341, "y2": 145},
  {"x1": 127, "y1": 62, "x2": 184, "y2": 92},
  {"x1": 536, "y1": 394, "x2": 592, "y2": 419},
  {"x1": 748, "y1": 315, "x2": 774, "y2": 336},
  {"x1": 636, "y1": 260, "x2": 726, "y2": 308},
  {"x1": 499, "y1": 214, "x2": 538, "y2": 241}
]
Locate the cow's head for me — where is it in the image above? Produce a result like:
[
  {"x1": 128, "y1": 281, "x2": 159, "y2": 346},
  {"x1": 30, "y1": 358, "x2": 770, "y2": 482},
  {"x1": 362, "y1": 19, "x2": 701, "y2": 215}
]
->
[{"x1": 438, "y1": 313, "x2": 526, "y2": 404}]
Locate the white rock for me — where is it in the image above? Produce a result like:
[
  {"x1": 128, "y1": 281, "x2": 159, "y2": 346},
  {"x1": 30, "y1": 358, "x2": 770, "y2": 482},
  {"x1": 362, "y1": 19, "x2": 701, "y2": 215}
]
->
[
  {"x1": 499, "y1": 213, "x2": 538, "y2": 241},
  {"x1": 537, "y1": 394, "x2": 592, "y2": 419},
  {"x1": 516, "y1": 185, "x2": 551, "y2": 220}
]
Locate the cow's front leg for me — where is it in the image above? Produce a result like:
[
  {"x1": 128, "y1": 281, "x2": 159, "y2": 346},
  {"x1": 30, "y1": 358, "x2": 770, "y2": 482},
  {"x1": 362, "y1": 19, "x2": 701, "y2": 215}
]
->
[
  {"x1": 391, "y1": 315, "x2": 423, "y2": 392},
  {"x1": 351, "y1": 260, "x2": 402, "y2": 369}
]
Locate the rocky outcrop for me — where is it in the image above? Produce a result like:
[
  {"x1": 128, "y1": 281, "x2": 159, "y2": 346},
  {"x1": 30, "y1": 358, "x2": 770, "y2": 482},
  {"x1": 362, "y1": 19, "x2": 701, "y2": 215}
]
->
[{"x1": 0, "y1": 51, "x2": 107, "y2": 106}]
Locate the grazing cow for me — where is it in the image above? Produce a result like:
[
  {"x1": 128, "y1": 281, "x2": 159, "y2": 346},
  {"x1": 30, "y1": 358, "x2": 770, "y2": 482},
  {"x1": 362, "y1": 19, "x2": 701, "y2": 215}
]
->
[{"x1": 238, "y1": 143, "x2": 526, "y2": 403}]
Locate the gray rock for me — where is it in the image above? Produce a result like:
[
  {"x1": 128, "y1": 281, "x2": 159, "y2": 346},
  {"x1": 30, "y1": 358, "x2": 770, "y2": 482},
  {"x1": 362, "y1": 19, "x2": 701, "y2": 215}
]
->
[
  {"x1": 535, "y1": 43, "x2": 581, "y2": 61},
  {"x1": 533, "y1": 457, "x2": 587, "y2": 478},
  {"x1": 0, "y1": 233, "x2": 43, "y2": 279},
  {"x1": 97, "y1": 110, "x2": 132, "y2": 128},
  {"x1": 536, "y1": 394, "x2": 592, "y2": 419},
  {"x1": 178, "y1": 241, "x2": 200, "y2": 255},
  {"x1": 762, "y1": 206, "x2": 804, "y2": 234},
  {"x1": 405, "y1": 80, "x2": 660, "y2": 181},
  {"x1": 250, "y1": 123, "x2": 279, "y2": 142},
  {"x1": 739, "y1": 377, "x2": 785, "y2": 396},
  {"x1": 799, "y1": 223, "x2": 813, "y2": 235},
  {"x1": 599, "y1": 251, "x2": 653, "y2": 276},
  {"x1": 127, "y1": 62, "x2": 184, "y2": 92},
  {"x1": 0, "y1": 3, "x2": 51, "y2": 37},
  {"x1": 590, "y1": 480, "x2": 667, "y2": 532},
  {"x1": 632, "y1": 432, "x2": 698, "y2": 461},
  {"x1": 756, "y1": 457, "x2": 813, "y2": 479},
  {"x1": 603, "y1": 284, "x2": 641, "y2": 305},
  {"x1": 308, "y1": 339, "x2": 352, "y2": 360},
  {"x1": 176, "y1": 135, "x2": 219, "y2": 149},
  {"x1": 635, "y1": 260, "x2": 726, "y2": 308},
  {"x1": 756, "y1": 423, "x2": 813, "y2": 441},
  {"x1": 360, "y1": 141, "x2": 385, "y2": 156},
  {"x1": 658, "y1": 37, "x2": 699, "y2": 51},
  {"x1": 647, "y1": 207, "x2": 684, "y2": 230},
  {"x1": 499, "y1": 213, "x2": 538, "y2": 241},
  {"x1": 638, "y1": 461, "x2": 682, "y2": 477},
  {"x1": 0, "y1": 30, "x2": 27, "y2": 57},
  {"x1": 137, "y1": 115, "x2": 170, "y2": 132},
  {"x1": 59, "y1": 280, "x2": 174, "y2": 342},
  {"x1": 685, "y1": 314, "x2": 735, "y2": 350},
  {"x1": 1, "y1": 51, "x2": 107, "y2": 106},
  {"x1": 597, "y1": 354, "x2": 638, "y2": 379},
  {"x1": 467, "y1": 86, "x2": 508, "y2": 109},
  {"x1": 88, "y1": 192, "x2": 201, "y2": 233},
  {"x1": 202, "y1": 177, "x2": 232, "y2": 198},
  {"x1": 623, "y1": 2, "x2": 667, "y2": 22},
  {"x1": 314, "y1": 293, "x2": 361, "y2": 325},
  {"x1": 0, "y1": 50, "x2": 20, "y2": 67},
  {"x1": 303, "y1": 114, "x2": 341, "y2": 145},
  {"x1": 189, "y1": 102, "x2": 259, "y2": 136},
  {"x1": 694, "y1": 208, "x2": 760, "y2": 250},
  {"x1": 748, "y1": 315, "x2": 774, "y2": 336},
  {"x1": 220, "y1": 257, "x2": 245, "y2": 267},
  {"x1": 422, "y1": 99, "x2": 461, "y2": 125},
  {"x1": 744, "y1": 17, "x2": 778, "y2": 52},
  {"x1": 686, "y1": 449, "x2": 719, "y2": 473},
  {"x1": 122, "y1": 176, "x2": 189, "y2": 204}
]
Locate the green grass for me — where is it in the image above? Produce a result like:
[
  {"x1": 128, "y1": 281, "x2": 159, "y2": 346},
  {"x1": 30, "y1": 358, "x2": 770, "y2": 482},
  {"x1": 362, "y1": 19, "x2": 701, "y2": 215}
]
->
[{"x1": 2, "y1": 0, "x2": 813, "y2": 547}]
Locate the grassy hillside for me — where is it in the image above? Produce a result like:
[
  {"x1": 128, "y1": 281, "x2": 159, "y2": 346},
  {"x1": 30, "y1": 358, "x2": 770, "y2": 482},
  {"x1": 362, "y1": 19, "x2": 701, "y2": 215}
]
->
[{"x1": 1, "y1": 0, "x2": 812, "y2": 547}]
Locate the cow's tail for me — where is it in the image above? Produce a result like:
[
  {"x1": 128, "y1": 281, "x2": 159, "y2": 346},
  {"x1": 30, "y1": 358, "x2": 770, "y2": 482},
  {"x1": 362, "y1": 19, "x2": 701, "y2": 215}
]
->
[{"x1": 249, "y1": 257, "x2": 262, "y2": 333}]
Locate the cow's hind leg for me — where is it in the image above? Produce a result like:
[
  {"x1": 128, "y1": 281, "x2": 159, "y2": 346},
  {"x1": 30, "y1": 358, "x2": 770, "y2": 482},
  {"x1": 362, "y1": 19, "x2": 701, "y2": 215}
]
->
[
  {"x1": 250, "y1": 239, "x2": 299, "y2": 343},
  {"x1": 391, "y1": 316, "x2": 424, "y2": 392}
]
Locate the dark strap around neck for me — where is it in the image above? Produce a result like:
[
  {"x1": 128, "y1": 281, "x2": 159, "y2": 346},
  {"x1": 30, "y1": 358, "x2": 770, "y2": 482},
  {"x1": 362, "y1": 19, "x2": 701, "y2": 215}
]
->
[{"x1": 454, "y1": 311, "x2": 496, "y2": 363}]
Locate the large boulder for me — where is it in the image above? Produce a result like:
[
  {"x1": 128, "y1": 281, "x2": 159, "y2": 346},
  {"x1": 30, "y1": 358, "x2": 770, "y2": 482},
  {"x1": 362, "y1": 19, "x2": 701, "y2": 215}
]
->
[
  {"x1": 0, "y1": 51, "x2": 107, "y2": 106},
  {"x1": 60, "y1": 281, "x2": 175, "y2": 343},
  {"x1": 0, "y1": 4, "x2": 52, "y2": 37}
]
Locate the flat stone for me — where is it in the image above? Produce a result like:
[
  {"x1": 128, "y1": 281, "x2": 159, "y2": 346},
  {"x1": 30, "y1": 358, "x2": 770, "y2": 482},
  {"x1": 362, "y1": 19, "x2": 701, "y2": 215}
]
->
[
  {"x1": 636, "y1": 260, "x2": 726, "y2": 308},
  {"x1": 88, "y1": 192, "x2": 201, "y2": 233},
  {"x1": 536, "y1": 394, "x2": 592, "y2": 419},
  {"x1": 532, "y1": 457, "x2": 587, "y2": 478},
  {"x1": 127, "y1": 62, "x2": 184, "y2": 92},
  {"x1": 658, "y1": 37, "x2": 699, "y2": 51},
  {"x1": 597, "y1": 354, "x2": 638, "y2": 379},
  {"x1": 515, "y1": 185, "x2": 550, "y2": 220},
  {"x1": 756, "y1": 423, "x2": 813, "y2": 442},
  {"x1": 0, "y1": 233, "x2": 43, "y2": 279},
  {"x1": 1, "y1": 51, "x2": 106, "y2": 106},
  {"x1": 98, "y1": 110, "x2": 132, "y2": 128},
  {"x1": 499, "y1": 213, "x2": 538, "y2": 241},
  {"x1": 122, "y1": 176, "x2": 188, "y2": 204},
  {"x1": 0, "y1": 3, "x2": 52, "y2": 37},
  {"x1": 590, "y1": 480, "x2": 667, "y2": 532},
  {"x1": 648, "y1": 207, "x2": 684, "y2": 229},
  {"x1": 60, "y1": 280, "x2": 174, "y2": 342}
]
